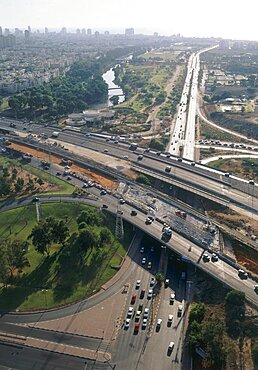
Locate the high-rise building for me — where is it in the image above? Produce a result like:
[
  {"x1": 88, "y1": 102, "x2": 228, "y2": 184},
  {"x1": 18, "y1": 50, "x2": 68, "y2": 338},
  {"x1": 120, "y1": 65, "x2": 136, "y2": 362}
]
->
[
  {"x1": 0, "y1": 27, "x2": 2, "y2": 36},
  {"x1": 94, "y1": 31, "x2": 100, "y2": 37},
  {"x1": 76, "y1": 28, "x2": 81, "y2": 35},
  {"x1": 4, "y1": 34, "x2": 16, "y2": 47},
  {"x1": 0, "y1": 35, "x2": 4, "y2": 49},
  {"x1": 4, "y1": 28, "x2": 10, "y2": 36},
  {"x1": 60, "y1": 27, "x2": 67, "y2": 35},
  {"x1": 28, "y1": 25, "x2": 31, "y2": 33},
  {"x1": 125, "y1": 28, "x2": 134, "y2": 36},
  {"x1": 24, "y1": 29, "x2": 30, "y2": 41},
  {"x1": 82, "y1": 28, "x2": 86, "y2": 35},
  {"x1": 45, "y1": 27, "x2": 48, "y2": 34},
  {"x1": 87, "y1": 28, "x2": 92, "y2": 35},
  {"x1": 153, "y1": 32, "x2": 158, "y2": 37},
  {"x1": 104, "y1": 31, "x2": 110, "y2": 35}
]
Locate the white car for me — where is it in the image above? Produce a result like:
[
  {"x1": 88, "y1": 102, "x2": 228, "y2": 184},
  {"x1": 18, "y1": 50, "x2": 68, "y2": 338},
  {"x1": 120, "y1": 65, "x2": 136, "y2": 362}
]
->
[
  {"x1": 157, "y1": 318, "x2": 162, "y2": 327},
  {"x1": 150, "y1": 277, "x2": 156, "y2": 286},
  {"x1": 124, "y1": 318, "x2": 130, "y2": 329},
  {"x1": 211, "y1": 253, "x2": 218, "y2": 262},
  {"x1": 142, "y1": 257, "x2": 146, "y2": 265},
  {"x1": 136, "y1": 280, "x2": 141, "y2": 289},
  {"x1": 168, "y1": 314, "x2": 173, "y2": 323},
  {"x1": 127, "y1": 307, "x2": 134, "y2": 318},
  {"x1": 170, "y1": 293, "x2": 175, "y2": 302},
  {"x1": 142, "y1": 318, "x2": 148, "y2": 328},
  {"x1": 143, "y1": 308, "x2": 149, "y2": 318},
  {"x1": 203, "y1": 253, "x2": 210, "y2": 262},
  {"x1": 147, "y1": 289, "x2": 153, "y2": 299},
  {"x1": 168, "y1": 341, "x2": 175, "y2": 351}
]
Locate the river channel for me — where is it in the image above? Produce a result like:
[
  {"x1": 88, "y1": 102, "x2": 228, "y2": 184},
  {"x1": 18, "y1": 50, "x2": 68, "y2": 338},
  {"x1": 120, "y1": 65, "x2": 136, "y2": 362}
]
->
[{"x1": 102, "y1": 66, "x2": 125, "y2": 107}]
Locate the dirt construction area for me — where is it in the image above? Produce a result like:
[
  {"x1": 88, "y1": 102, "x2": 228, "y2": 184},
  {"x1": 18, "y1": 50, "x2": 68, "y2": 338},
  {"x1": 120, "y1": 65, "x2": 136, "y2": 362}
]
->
[{"x1": 10, "y1": 142, "x2": 118, "y2": 192}]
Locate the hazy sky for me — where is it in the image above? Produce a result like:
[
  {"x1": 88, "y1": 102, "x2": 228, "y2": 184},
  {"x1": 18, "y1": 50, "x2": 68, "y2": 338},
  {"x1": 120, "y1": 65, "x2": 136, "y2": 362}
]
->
[{"x1": 1, "y1": 0, "x2": 257, "y2": 40}]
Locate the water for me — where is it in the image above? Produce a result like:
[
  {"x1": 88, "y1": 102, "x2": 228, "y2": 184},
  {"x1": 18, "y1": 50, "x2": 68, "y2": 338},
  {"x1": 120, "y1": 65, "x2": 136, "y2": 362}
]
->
[{"x1": 102, "y1": 66, "x2": 125, "y2": 107}]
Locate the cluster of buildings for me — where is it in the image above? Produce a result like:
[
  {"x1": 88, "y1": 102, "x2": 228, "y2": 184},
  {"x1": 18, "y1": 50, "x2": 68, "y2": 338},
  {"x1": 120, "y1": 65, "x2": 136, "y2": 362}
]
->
[
  {"x1": 0, "y1": 46, "x2": 80, "y2": 94},
  {"x1": 66, "y1": 110, "x2": 115, "y2": 126}
]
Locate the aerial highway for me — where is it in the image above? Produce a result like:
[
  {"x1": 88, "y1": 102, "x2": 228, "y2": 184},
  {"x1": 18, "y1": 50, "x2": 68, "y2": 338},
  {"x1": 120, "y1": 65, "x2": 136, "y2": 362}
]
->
[
  {"x1": 0, "y1": 191, "x2": 257, "y2": 323},
  {"x1": 1, "y1": 124, "x2": 257, "y2": 216}
]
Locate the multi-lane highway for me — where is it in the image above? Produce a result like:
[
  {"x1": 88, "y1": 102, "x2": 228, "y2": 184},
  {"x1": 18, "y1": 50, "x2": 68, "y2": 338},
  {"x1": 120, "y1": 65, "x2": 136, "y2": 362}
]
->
[{"x1": 1, "y1": 121, "x2": 257, "y2": 215}]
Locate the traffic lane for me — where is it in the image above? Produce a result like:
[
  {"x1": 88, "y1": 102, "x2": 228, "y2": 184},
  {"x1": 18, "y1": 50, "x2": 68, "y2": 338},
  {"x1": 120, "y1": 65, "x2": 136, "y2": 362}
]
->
[
  {"x1": 112, "y1": 263, "x2": 154, "y2": 369},
  {"x1": 0, "y1": 322, "x2": 101, "y2": 350},
  {"x1": 140, "y1": 273, "x2": 186, "y2": 369},
  {"x1": 0, "y1": 341, "x2": 108, "y2": 370}
]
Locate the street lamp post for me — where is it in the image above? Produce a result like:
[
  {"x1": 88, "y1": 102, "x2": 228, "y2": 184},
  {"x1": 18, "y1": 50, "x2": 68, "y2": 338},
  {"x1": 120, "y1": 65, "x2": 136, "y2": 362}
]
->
[{"x1": 41, "y1": 289, "x2": 48, "y2": 309}]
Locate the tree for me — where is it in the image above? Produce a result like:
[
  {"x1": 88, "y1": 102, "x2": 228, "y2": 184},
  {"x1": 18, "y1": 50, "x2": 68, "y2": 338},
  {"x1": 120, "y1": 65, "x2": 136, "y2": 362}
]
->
[
  {"x1": 5, "y1": 240, "x2": 29, "y2": 277},
  {"x1": 99, "y1": 227, "x2": 112, "y2": 245},
  {"x1": 0, "y1": 175, "x2": 10, "y2": 196},
  {"x1": 77, "y1": 209, "x2": 103, "y2": 227},
  {"x1": 0, "y1": 95, "x2": 3, "y2": 107},
  {"x1": 189, "y1": 303, "x2": 205, "y2": 323},
  {"x1": 225, "y1": 290, "x2": 245, "y2": 306},
  {"x1": 29, "y1": 222, "x2": 52, "y2": 255},
  {"x1": 0, "y1": 246, "x2": 9, "y2": 288},
  {"x1": 136, "y1": 174, "x2": 152, "y2": 186},
  {"x1": 155, "y1": 272, "x2": 164, "y2": 285},
  {"x1": 77, "y1": 227, "x2": 99, "y2": 252},
  {"x1": 52, "y1": 220, "x2": 69, "y2": 245},
  {"x1": 15, "y1": 177, "x2": 24, "y2": 193},
  {"x1": 110, "y1": 95, "x2": 119, "y2": 106}
]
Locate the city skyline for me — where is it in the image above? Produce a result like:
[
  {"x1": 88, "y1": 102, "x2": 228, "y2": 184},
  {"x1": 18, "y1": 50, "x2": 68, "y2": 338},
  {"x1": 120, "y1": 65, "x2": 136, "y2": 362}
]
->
[{"x1": 0, "y1": 0, "x2": 258, "y2": 41}]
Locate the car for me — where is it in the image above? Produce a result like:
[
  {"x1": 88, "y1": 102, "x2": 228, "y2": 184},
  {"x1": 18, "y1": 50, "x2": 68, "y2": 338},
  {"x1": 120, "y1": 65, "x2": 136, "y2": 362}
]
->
[
  {"x1": 150, "y1": 246, "x2": 155, "y2": 252},
  {"x1": 141, "y1": 257, "x2": 146, "y2": 265},
  {"x1": 102, "y1": 204, "x2": 108, "y2": 209},
  {"x1": 82, "y1": 182, "x2": 88, "y2": 188},
  {"x1": 224, "y1": 172, "x2": 230, "y2": 177},
  {"x1": 140, "y1": 290, "x2": 145, "y2": 299},
  {"x1": 147, "y1": 261, "x2": 152, "y2": 269},
  {"x1": 134, "y1": 323, "x2": 140, "y2": 332},
  {"x1": 168, "y1": 342, "x2": 175, "y2": 351},
  {"x1": 238, "y1": 269, "x2": 248, "y2": 280},
  {"x1": 168, "y1": 314, "x2": 173, "y2": 324},
  {"x1": 150, "y1": 277, "x2": 156, "y2": 286},
  {"x1": 156, "y1": 318, "x2": 162, "y2": 327},
  {"x1": 203, "y1": 254, "x2": 210, "y2": 262},
  {"x1": 165, "y1": 279, "x2": 170, "y2": 287},
  {"x1": 100, "y1": 189, "x2": 107, "y2": 195},
  {"x1": 254, "y1": 285, "x2": 258, "y2": 294},
  {"x1": 136, "y1": 280, "x2": 141, "y2": 289},
  {"x1": 211, "y1": 253, "x2": 219, "y2": 262},
  {"x1": 103, "y1": 149, "x2": 109, "y2": 153},
  {"x1": 56, "y1": 172, "x2": 61, "y2": 176},
  {"x1": 67, "y1": 176, "x2": 71, "y2": 180},
  {"x1": 131, "y1": 210, "x2": 137, "y2": 216},
  {"x1": 32, "y1": 197, "x2": 40, "y2": 202},
  {"x1": 127, "y1": 307, "x2": 134, "y2": 318},
  {"x1": 119, "y1": 198, "x2": 125, "y2": 204},
  {"x1": 114, "y1": 140, "x2": 118, "y2": 144},
  {"x1": 156, "y1": 151, "x2": 161, "y2": 156},
  {"x1": 124, "y1": 318, "x2": 130, "y2": 329},
  {"x1": 191, "y1": 161, "x2": 196, "y2": 166},
  {"x1": 138, "y1": 303, "x2": 143, "y2": 312},
  {"x1": 177, "y1": 158, "x2": 183, "y2": 162},
  {"x1": 181, "y1": 272, "x2": 186, "y2": 280},
  {"x1": 249, "y1": 180, "x2": 255, "y2": 185},
  {"x1": 131, "y1": 294, "x2": 137, "y2": 304},
  {"x1": 137, "y1": 155, "x2": 143, "y2": 160},
  {"x1": 142, "y1": 318, "x2": 148, "y2": 329},
  {"x1": 165, "y1": 166, "x2": 171, "y2": 173},
  {"x1": 178, "y1": 305, "x2": 183, "y2": 317},
  {"x1": 143, "y1": 308, "x2": 149, "y2": 318},
  {"x1": 145, "y1": 218, "x2": 153, "y2": 225},
  {"x1": 135, "y1": 310, "x2": 141, "y2": 321},
  {"x1": 170, "y1": 293, "x2": 175, "y2": 303},
  {"x1": 123, "y1": 155, "x2": 129, "y2": 160},
  {"x1": 140, "y1": 247, "x2": 144, "y2": 253},
  {"x1": 147, "y1": 289, "x2": 153, "y2": 299}
]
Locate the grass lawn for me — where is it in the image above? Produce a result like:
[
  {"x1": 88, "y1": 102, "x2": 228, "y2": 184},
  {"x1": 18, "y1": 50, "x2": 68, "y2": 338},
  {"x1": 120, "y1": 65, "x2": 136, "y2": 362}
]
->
[
  {"x1": 139, "y1": 50, "x2": 179, "y2": 61},
  {"x1": 0, "y1": 203, "x2": 134, "y2": 311}
]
